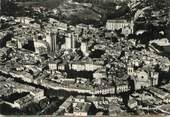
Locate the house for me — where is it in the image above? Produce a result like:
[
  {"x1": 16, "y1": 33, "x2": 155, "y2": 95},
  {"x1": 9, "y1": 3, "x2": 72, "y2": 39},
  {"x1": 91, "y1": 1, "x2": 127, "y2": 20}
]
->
[
  {"x1": 34, "y1": 40, "x2": 48, "y2": 54},
  {"x1": 128, "y1": 98, "x2": 138, "y2": 109},
  {"x1": 93, "y1": 68, "x2": 107, "y2": 79},
  {"x1": 48, "y1": 62, "x2": 57, "y2": 70},
  {"x1": 71, "y1": 62, "x2": 85, "y2": 71},
  {"x1": 89, "y1": 97, "x2": 109, "y2": 111},
  {"x1": 74, "y1": 96, "x2": 85, "y2": 103},
  {"x1": 73, "y1": 102, "x2": 92, "y2": 116},
  {"x1": 94, "y1": 87, "x2": 115, "y2": 95},
  {"x1": 32, "y1": 89, "x2": 45, "y2": 101},
  {"x1": 61, "y1": 78, "x2": 75, "y2": 85},
  {"x1": 84, "y1": 63, "x2": 103, "y2": 71},
  {"x1": 116, "y1": 84, "x2": 129, "y2": 94},
  {"x1": 48, "y1": 59, "x2": 62, "y2": 71},
  {"x1": 14, "y1": 83, "x2": 45, "y2": 101},
  {"x1": 58, "y1": 63, "x2": 65, "y2": 70},
  {"x1": 15, "y1": 17, "x2": 34, "y2": 25},
  {"x1": 9, "y1": 71, "x2": 33, "y2": 83},
  {"x1": 59, "y1": 96, "x2": 74, "y2": 113},
  {"x1": 148, "y1": 87, "x2": 169, "y2": 100},
  {"x1": 71, "y1": 60, "x2": 103, "y2": 71},
  {"x1": 14, "y1": 93, "x2": 34, "y2": 109},
  {"x1": 106, "y1": 20, "x2": 134, "y2": 36}
]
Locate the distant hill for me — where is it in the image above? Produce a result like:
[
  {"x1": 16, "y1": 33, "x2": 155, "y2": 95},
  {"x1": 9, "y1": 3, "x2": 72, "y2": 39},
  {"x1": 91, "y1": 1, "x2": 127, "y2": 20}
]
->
[
  {"x1": 57, "y1": 2, "x2": 103, "y2": 26},
  {"x1": 13, "y1": 0, "x2": 130, "y2": 26},
  {"x1": 15, "y1": 0, "x2": 65, "y2": 8}
]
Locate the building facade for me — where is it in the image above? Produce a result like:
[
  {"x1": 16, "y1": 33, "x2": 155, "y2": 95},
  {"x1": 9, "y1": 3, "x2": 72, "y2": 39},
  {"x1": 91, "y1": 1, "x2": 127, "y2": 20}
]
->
[
  {"x1": 106, "y1": 20, "x2": 134, "y2": 36},
  {"x1": 127, "y1": 65, "x2": 159, "y2": 90}
]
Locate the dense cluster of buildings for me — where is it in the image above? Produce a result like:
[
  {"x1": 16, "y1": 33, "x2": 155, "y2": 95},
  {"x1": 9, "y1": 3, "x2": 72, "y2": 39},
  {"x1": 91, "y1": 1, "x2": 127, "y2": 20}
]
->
[
  {"x1": 0, "y1": 76, "x2": 45, "y2": 110},
  {"x1": 0, "y1": 0, "x2": 170, "y2": 116}
]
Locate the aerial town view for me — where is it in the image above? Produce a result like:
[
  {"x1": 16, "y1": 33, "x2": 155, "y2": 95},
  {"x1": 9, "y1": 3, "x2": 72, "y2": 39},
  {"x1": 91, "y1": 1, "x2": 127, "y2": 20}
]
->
[{"x1": 0, "y1": 0, "x2": 170, "y2": 116}]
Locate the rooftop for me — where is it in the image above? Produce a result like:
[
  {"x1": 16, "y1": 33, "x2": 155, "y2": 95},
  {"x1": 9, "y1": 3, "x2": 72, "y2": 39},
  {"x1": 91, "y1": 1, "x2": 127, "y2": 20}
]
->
[
  {"x1": 14, "y1": 93, "x2": 34, "y2": 107},
  {"x1": 107, "y1": 20, "x2": 132, "y2": 23}
]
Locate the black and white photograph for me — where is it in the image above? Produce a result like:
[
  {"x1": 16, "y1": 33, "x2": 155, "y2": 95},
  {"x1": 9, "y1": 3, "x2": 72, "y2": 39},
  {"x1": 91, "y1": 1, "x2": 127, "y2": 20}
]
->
[{"x1": 0, "y1": 0, "x2": 170, "y2": 116}]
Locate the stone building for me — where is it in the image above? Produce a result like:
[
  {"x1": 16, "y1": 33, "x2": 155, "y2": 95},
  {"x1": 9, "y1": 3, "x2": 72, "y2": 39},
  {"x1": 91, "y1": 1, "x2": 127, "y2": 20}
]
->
[{"x1": 106, "y1": 20, "x2": 134, "y2": 36}]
